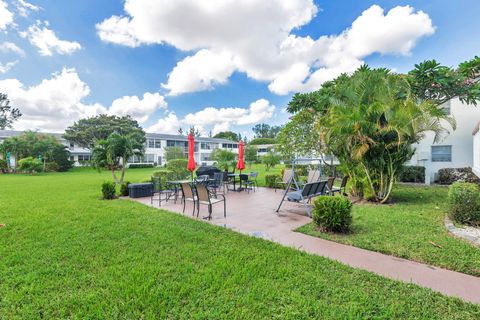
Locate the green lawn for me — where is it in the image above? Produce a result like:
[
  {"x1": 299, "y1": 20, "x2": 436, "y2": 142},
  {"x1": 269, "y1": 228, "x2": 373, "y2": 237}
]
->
[
  {"x1": 0, "y1": 169, "x2": 479, "y2": 318},
  {"x1": 297, "y1": 185, "x2": 480, "y2": 277}
]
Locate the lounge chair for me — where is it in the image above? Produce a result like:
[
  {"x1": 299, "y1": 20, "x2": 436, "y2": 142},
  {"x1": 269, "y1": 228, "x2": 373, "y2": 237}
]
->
[{"x1": 195, "y1": 183, "x2": 226, "y2": 220}]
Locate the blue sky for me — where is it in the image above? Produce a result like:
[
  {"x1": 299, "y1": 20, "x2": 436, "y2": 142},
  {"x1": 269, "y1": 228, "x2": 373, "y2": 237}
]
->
[{"x1": 0, "y1": 0, "x2": 479, "y2": 137}]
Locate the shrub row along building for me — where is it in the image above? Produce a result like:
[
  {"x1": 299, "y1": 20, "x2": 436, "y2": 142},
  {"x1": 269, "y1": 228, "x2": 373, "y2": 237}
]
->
[{"x1": 0, "y1": 131, "x2": 239, "y2": 167}]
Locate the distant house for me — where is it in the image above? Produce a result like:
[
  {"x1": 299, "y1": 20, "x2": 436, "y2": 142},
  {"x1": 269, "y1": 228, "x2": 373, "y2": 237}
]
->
[
  {"x1": 0, "y1": 130, "x2": 238, "y2": 168},
  {"x1": 407, "y1": 98, "x2": 480, "y2": 184}
]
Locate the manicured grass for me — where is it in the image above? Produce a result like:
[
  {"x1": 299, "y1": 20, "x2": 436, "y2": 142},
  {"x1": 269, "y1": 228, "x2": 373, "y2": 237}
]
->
[
  {"x1": 297, "y1": 185, "x2": 480, "y2": 277},
  {"x1": 0, "y1": 170, "x2": 479, "y2": 318}
]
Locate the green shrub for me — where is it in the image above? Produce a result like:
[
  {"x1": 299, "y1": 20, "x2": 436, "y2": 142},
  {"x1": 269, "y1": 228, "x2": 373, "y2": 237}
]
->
[
  {"x1": 44, "y1": 162, "x2": 60, "y2": 172},
  {"x1": 0, "y1": 159, "x2": 7, "y2": 173},
  {"x1": 447, "y1": 182, "x2": 480, "y2": 226},
  {"x1": 151, "y1": 170, "x2": 175, "y2": 188},
  {"x1": 128, "y1": 163, "x2": 155, "y2": 169},
  {"x1": 399, "y1": 166, "x2": 425, "y2": 183},
  {"x1": 119, "y1": 181, "x2": 130, "y2": 196},
  {"x1": 166, "y1": 159, "x2": 190, "y2": 180},
  {"x1": 437, "y1": 167, "x2": 480, "y2": 185},
  {"x1": 101, "y1": 181, "x2": 117, "y2": 200},
  {"x1": 312, "y1": 196, "x2": 352, "y2": 232},
  {"x1": 265, "y1": 174, "x2": 281, "y2": 188},
  {"x1": 249, "y1": 137, "x2": 276, "y2": 145},
  {"x1": 18, "y1": 157, "x2": 43, "y2": 173}
]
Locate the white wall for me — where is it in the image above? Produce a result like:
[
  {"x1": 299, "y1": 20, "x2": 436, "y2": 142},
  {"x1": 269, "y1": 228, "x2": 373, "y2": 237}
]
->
[
  {"x1": 472, "y1": 128, "x2": 480, "y2": 177},
  {"x1": 408, "y1": 98, "x2": 479, "y2": 184}
]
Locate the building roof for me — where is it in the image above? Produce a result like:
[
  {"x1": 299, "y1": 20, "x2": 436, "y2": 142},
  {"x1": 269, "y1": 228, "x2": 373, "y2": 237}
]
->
[{"x1": 0, "y1": 130, "x2": 237, "y2": 143}]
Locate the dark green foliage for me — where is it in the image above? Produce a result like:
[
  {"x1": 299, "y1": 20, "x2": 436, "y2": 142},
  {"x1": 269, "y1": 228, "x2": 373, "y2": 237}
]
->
[
  {"x1": 0, "y1": 158, "x2": 7, "y2": 173},
  {"x1": 312, "y1": 196, "x2": 352, "y2": 232},
  {"x1": 44, "y1": 162, "x2": 60, "y2": 172},
  {"x1": 64, "y1": 114, "x2": 146, "y2": 149},
  {"x1": 166, "y1": 159, "x2": 190, "y2": 180},
  {"x1": 101, "y1": 181, "x2": 117, "y2": 200},
  {"x1": 128, "y1": 164, "x2": 155, "y2": 169},
  {"x1": 252, "y1": 123, "x2": 282, "y2": 139},
  {"x1": 248, "y1": 138, "x2": 276, "y2": 145},
  {"x1": 51, "y1": 145, "x2": 74, "y2": 172},
  {"x1": 213, "y1": 131, "x2": 241, "y2": 141},
  {"x1": 399, "y1": 166, "x2": 425, "y2": 183},
  {"x1": 408, "y1": 57, "x2": 480, "y2": 106},
  {"x1": 18, "y1": 157, "x2": 43, "y2": 173},
  {"x1": 437, "y1": 167, "x2": 480, "y2": 185},
  {"x1": 0, "y1": 93, "x2": 21, "y2": 130},
  {"x1": 265, "y1": 174, "x2": 281, "y2": 188},
  {"x1": 120, "y1": 181, "x2": 130, "y2": 196},
  {"x1": 448, "y1": 182, "x2": 480, "y2": 226}
]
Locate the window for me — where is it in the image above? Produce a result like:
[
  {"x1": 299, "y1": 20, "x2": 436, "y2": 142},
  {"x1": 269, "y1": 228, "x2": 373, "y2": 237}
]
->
[
  {"x1": 155, "y1": 140, "x2": 161, "y2": 148},
  {"x1": 257, "y1": 148, "x2": 267, "y2": 153},
  {"x1": 78, "y1": 154, "x2": 91, "y2": 161},
  {"x1": 148, "y1": 139, "x2": 155, "y2": 148},
  {"x1": 431, "y1": 145, "x2": 452, "y2": 162},
  {"x1": 69, "y1": 142, "x2": 74, "y2": 150}
]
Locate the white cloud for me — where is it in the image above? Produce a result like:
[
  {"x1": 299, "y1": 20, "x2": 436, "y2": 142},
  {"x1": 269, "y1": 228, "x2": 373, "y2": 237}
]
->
[
  {"x1": 0, "y1": 68, "x2": 169, "y2": 131},
  {"x1": 16, "y1": 0, "x2": 40, "y2": 17},
  {"x1": 0, "y1": 60, "x2": 18, "y2": 73},
  {"x1": 147, "y1": 112, "x2": 181, "y2": 134},
  {"x1": 108, "y1": 92, "x2": 167, "y2": 123},
  {"x1": 162, "y1": 49, "x2": 235, "y2": 96},
  {"x1": 0, "y1": 41, "x2": 25, "y2": 56},
  {"x1": 0, "y1": 0, "x2": 14, "y2": 30},
  {"x1": 147, "y1": 99, "x2": 275, "y2": 135},
  {"x1": 97, "y1": 1, "x2": 434, "y2": 95},
  {"x1": 183, "y1": 98, "x2": 275, "y2": 134},
  {"x1": 20, "y1": 21, "x2": 82, "y2": 56}
]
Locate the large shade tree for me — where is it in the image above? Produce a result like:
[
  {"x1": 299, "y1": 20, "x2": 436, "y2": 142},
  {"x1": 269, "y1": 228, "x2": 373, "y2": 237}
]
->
[{"x1": 64, "y1": 115, "x2": 146, "y2": 149}]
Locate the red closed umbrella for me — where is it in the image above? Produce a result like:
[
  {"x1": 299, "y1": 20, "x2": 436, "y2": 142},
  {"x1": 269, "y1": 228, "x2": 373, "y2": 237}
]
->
[
  {"x1": 187, "y1": 133, "x2": 196, "y2": 179},
  {"x1": 236, "y1": 140, "x2": 245, "y2": 171}
]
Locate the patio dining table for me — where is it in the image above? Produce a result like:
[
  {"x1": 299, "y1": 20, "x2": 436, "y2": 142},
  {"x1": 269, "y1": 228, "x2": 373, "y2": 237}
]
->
[{"x1": 228, "y1": 173, "x2": 245, "y2": 192}]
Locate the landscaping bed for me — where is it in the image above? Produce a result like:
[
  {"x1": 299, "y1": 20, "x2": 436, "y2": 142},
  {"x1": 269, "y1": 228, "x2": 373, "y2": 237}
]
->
[{"x1": 297, "y1": 185, "x2": 480, "y2": 277}]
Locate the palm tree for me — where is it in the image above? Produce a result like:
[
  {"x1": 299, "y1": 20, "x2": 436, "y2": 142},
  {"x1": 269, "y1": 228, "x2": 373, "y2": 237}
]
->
[
  {"x1": 92, "y1": 132, "x2": 144, "y2": 184},
  {"x1": 322, "y1": 66, "x2": 454, "y2": 203}
]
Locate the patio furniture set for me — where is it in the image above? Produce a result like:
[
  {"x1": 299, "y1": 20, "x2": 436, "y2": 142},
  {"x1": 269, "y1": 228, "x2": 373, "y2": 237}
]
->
[{"x1": 149, "y1": 171, "x2": 259, "y2": 220}]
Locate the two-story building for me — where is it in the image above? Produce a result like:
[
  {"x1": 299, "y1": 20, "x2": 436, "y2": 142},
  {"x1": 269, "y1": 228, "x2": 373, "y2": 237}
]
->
[
  {"x1": 0, "y1": 130, "x2": 239, "y2": 168},
  {"x1": 407, "y1": 98, "x2": 480, "y2": 184}
]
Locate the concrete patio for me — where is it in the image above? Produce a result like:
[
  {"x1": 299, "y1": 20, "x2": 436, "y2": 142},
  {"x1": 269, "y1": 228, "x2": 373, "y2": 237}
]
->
[{"x1": 129, "y1": 187, "x2": 480, "y2": 304}]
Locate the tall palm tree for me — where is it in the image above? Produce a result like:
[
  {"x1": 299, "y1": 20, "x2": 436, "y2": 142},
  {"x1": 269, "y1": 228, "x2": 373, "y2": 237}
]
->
[{"x1": 322, "y1": 67, "x2": 454, "y2": 203}]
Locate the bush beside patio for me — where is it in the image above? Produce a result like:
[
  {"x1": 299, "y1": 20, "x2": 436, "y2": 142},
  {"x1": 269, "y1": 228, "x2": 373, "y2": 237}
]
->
[{"x1": 1, "y1": 169, "x2": 479, "y2": 318}]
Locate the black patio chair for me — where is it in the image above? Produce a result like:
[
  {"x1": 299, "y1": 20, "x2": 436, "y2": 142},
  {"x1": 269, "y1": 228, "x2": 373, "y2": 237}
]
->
[
  {"x1": 325, "y1": 177, "x2": 336, "y2": 195},
  {"x1": 239, "y1": 173, "x2": 251, "y2": 193},
  {"x1": 180, "y1": 182, "x2": 197, "y2": 216},
  {"x1": 209, "y1": 172, "x2": 226, "y2": 196},
  {"x1": 195, "y1": 183, "x2": 226, "y2": 220},
  {"x1": 330, "y1": 175, "x2": 349, "y2": 195},
  {"x1": 246, "y1": 172, "x2": 259, "y2": 192},
  {"x1": 151, "y1": 176, "x2": 174, "y2": 206}
]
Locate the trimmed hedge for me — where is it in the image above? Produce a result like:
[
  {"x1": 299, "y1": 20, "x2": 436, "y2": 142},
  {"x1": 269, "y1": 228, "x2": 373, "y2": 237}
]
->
[
  {"x1": 128, "y1": 163, "x2": 155, "y2": 169},
  {"x1": 437, "y1": 167, "x2": 480, "y2": 185},
  {"x1": 399, "y1": 166, "x2": 425, "y2": 183},
  {"x1": 448, "y1": 182, "x2": 480, "y2": 226},
  {"x1": 312, "y1": 196, "x2": 352, "y2": 233},
  {"x1": 249, "y1": 138, "x2": 276, "y2": 145}
]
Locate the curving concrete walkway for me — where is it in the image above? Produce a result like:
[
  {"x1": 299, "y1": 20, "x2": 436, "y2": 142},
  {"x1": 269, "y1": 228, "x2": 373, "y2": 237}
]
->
[{"x1": 130, "y1": 187, "x2": 480, "y2": 304}]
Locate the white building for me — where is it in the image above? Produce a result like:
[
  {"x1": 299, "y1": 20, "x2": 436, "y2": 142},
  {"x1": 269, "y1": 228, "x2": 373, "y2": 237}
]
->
[
  {"x1": 407, "y1": 98, "x2": 480, "y2": 184},
  {"x1": 0, "y1": 130, "x2": 238, "y2": 168}
]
